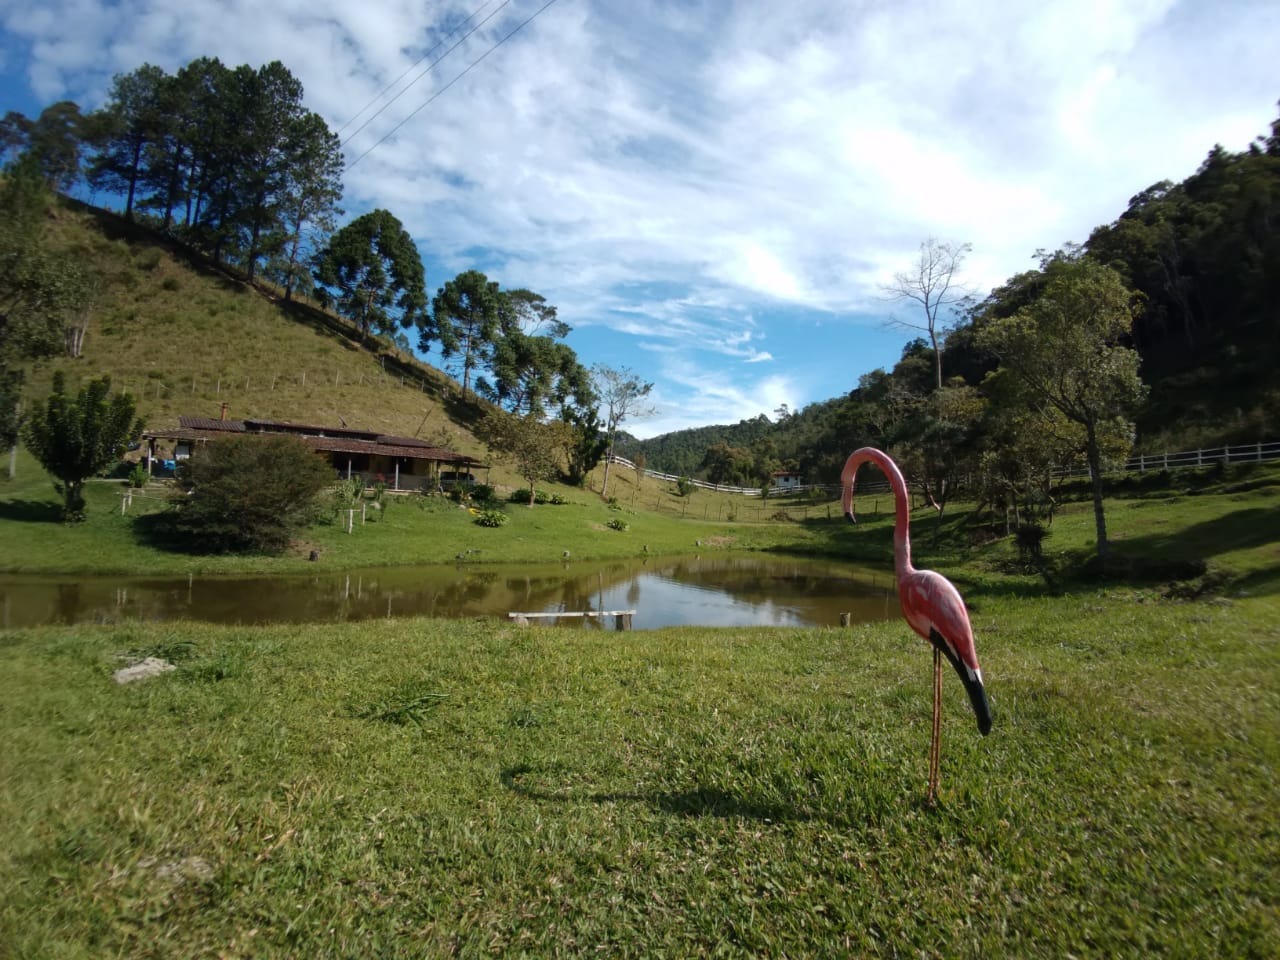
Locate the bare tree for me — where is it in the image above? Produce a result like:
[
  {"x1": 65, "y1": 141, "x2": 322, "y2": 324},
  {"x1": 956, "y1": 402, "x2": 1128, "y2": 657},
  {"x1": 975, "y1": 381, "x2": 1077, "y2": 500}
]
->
[
  {"x1": 882, "y1": 238, "x2": 972, "y2": 390},
  {"x1": 592, "y1": 364, "x2": 655, "y2": 498}
]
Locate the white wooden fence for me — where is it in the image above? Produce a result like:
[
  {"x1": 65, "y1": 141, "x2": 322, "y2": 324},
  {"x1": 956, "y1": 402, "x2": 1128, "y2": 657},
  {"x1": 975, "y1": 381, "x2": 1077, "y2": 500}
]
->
[
  {"x1": 1058, "y1": 440, "x2": 1280, "y2": 478},
  {"x1": 610, "y1": 439, "x2": 1280, "y2": 497}
]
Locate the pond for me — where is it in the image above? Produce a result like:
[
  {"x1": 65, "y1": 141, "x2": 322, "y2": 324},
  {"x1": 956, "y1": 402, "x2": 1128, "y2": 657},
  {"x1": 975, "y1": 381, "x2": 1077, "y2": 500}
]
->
[{"x1": 0, "y1": 554, "x2": 899, "y2": 630}]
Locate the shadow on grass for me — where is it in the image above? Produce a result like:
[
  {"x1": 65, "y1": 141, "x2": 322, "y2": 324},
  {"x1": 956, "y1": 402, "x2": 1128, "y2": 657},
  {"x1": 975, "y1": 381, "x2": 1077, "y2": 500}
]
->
[
  {"x1": 501, "y1": 764, "x2": 814, "y2": 822},
  {"x1": 1223, "y1": 564, "x2": 1280, "y2": 598},
  {"x1": 1115, "y1": 507, "x2": 1280, "y2": 562},
  {"x1": 499, "y1": 764, "x2": 950, "y2": 825},
  {"x1": 130, "y1": 511, "x2": 208, "y2": 555},
  {"x1": 0, "y1": 499, "x2": 63, "y2": 523}
]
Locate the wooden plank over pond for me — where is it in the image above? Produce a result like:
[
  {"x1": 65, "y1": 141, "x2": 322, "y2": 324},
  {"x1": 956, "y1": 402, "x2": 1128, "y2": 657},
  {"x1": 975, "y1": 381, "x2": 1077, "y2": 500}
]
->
[{"x1": 509, "y1": 610, "x2": 636, "y2": 631}]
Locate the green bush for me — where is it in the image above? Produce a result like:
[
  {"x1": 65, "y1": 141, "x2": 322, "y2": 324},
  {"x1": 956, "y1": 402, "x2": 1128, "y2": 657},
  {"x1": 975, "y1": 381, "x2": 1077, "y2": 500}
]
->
[
  {"x1": 676, "y1": 477, "x2": 695, "y2": 497},
  {"x1": 127, "y1": 464, "x2": 149, "y2": 488},
  {"x1": 475, "y1": 509, "x2": 508, "y2": 527},
  {"x1": 509, "y1": 489, "x2": 552, "y2": 505},
  {"x1": 166, "y1": 435, "x2": 334, "y2": 553},
  {"x1": 331, "y1": 476, "x2": 364, "y2": 511},
  {"x1": 470, "y1": 483, "x2": 495, "y2": 502},
  {"x1": 606, "y1": 517, "x2": 629, "y2": 532}
]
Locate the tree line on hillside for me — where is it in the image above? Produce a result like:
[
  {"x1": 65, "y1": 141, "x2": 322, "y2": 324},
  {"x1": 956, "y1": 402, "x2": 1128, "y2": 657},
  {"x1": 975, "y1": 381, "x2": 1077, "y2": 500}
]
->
[{"x1": 621, "y1": 103, "x2": 1280, "y2": 554}]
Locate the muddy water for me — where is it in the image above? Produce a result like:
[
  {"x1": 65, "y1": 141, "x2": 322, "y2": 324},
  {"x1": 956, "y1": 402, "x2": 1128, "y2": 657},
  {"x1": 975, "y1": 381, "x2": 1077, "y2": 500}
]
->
[{"x1": 0, "y1": 554, "x2": 898, "y2": 630}]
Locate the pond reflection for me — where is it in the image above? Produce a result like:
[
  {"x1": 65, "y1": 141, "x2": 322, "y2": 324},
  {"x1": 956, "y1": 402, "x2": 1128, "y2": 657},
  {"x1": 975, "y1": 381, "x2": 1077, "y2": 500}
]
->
[{"x1": 0, "y1": 555, "x2": 897, "y2": 630}]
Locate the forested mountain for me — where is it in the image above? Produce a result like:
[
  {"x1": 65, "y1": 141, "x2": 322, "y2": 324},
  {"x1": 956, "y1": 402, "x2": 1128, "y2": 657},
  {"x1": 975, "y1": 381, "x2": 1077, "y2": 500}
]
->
[
  {"x1": 626, "y1": 105, "x2": 1280, "y2": 494},
  {"x1": 615, "y1": 414, "x2": 777, "y2": 478}
]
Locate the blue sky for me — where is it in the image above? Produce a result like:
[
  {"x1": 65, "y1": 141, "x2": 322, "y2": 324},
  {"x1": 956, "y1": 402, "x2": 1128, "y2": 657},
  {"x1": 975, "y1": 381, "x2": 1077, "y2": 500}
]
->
[{"x1": 1, "y1": 0, "x2": 1277, "y2": 437}]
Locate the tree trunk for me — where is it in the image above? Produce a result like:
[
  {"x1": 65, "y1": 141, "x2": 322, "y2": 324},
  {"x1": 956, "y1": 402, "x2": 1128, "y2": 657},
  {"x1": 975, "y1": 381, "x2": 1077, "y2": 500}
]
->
[
  {"x1": 601, "y1": 439, "x2": 615, "y2": 498},
  {"x1": 62, "y1": 479, "x2": 86, "y2": 522},
  {"x1": 125, "y1": 139, "x2": 143, "y2": 220},
  {"x1": 283, "y1": 231, "x2": 301, "y2": 301},
  {"x1": 1085, "y1": 424, "x2": 1109, "y2": 558},
  {"x1": 6, "y1": 443, "x2": 15, "y2": 480},
  {"x1": 930, "y1": 330, "x2": 942, "y2": 390}
]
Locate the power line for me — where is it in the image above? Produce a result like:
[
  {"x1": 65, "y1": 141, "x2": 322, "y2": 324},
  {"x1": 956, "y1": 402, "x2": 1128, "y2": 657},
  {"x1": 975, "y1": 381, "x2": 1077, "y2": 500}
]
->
[
  {"x1": 340, "y1": 0, "x2": 514, "y2": 148},
  {"x1": 344, "y1": 0, "x2": 563, "y2": 173},
  {"x1": 335, "y1": 0, "x2": 505, "y2": 137}
]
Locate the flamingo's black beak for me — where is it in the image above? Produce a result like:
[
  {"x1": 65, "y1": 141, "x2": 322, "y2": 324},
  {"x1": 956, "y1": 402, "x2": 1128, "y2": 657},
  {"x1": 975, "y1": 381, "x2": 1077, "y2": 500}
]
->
[
  {"x1": 844, "y1": 511, "x2": 857, "y2": 525},
  {"x1": 930, "y1": 629, "x2": 993, "y2": 735},
  {"x1": 962, "y1": 672, "x2": 993, "y2": 736}
]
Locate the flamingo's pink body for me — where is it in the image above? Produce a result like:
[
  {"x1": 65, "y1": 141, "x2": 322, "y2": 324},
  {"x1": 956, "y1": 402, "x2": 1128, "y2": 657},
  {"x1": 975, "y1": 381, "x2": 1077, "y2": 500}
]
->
[{"x1": 841, "y1": 447, "x2": 992, "y2": 739}]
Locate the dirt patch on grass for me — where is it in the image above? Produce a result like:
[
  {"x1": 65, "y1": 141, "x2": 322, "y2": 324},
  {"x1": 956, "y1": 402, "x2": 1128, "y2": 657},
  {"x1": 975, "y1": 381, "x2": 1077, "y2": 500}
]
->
[{"x1": 701, "y1": 536, "x2": 737, "y2": 547}]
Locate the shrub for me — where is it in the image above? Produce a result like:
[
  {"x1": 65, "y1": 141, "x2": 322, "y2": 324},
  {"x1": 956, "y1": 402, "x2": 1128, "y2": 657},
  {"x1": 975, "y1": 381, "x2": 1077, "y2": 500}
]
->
[
  {"x1": 128, "y1": 464, "x2": 149, "y2": 488},
  {"x1": 470, "y1": 483, "x2": 495, "y2": 502},
  {"x1": 509, "y1": 489, "x2": 552, "y2": 505},
  {"x1": 167, "y1": 435, "x2": 334, "y2": 553},
  {"x1": 606, "y1": 517, "x2": 629, "y2": 532},
  {"x1": 332, "y1": 476, "x2": 364, "y2": 511},
  {"x1": 475, "y1": 509, "x2": 508, "y2": 527},
  {"x1": 1015, "y1": 523, "x2": 1048, "y2": 565},
  {"x1": 676, "y1": 477, "x2": 695, "y2": 497},
  {"x1": 134, "y1": 250, "x2": 162, "y2": 271},
  {"x1": 21, "y1": 372, "x2": 141, "y2": 521}
]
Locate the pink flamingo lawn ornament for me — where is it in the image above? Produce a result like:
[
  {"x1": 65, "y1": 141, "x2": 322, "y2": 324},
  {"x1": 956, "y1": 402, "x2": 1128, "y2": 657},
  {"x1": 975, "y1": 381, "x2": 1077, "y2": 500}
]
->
[{"x1": 841, "y1": 447, "x2": 992, "y2": 804}]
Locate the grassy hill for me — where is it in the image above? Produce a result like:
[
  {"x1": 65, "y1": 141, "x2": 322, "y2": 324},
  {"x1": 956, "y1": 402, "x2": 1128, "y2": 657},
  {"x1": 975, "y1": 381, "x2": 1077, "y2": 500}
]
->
[{"x1": 23, "y1": 200, "x2": 491, "y2": 466}]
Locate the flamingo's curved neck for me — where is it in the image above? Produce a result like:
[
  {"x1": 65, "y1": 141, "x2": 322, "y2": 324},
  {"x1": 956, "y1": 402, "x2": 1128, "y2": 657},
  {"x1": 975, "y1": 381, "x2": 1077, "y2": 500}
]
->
[{"x1": 842, "y1": 447, "x2": 913, "y2": 577}]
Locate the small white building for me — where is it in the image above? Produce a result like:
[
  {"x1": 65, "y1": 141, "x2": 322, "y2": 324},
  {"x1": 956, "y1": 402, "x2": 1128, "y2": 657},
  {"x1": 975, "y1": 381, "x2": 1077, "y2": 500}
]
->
[{"x1": 772, "y1": 470, "x2": 803, "y2": 491}]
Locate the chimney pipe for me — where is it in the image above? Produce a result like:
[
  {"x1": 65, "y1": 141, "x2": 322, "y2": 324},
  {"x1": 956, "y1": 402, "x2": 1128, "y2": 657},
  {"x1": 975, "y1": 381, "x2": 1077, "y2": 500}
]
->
[{"x1": 220, "y1": 402, "x2": 228, "y2": 421}]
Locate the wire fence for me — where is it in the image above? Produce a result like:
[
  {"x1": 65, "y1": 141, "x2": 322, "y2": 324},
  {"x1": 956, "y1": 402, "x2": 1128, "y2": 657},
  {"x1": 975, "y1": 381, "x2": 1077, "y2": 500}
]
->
[
  {"x1": 616, "y1": 487, "x2": 891, "y2": 524},
  {"x1": 608, "y1": 455, "x2": 891, "y2": 498},
  {"x1": 109, "y1": 365, "x2": 441, "y2": 404},
  {"x1": 611, "y1": 439, "x2": 1280, "y2": 503}
]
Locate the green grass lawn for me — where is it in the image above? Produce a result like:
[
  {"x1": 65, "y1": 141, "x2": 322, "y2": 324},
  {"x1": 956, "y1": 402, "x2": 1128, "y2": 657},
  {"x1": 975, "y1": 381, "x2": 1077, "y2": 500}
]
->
[
  {"x1": 0, "y1": 447, "x2": 880, "y2": 576},
  {"x1": 1, "y1": 593, "x2": 1276, "y2": 957},
  {"x1": 1, "y1": 461, "x2": 1279, "y2": 956},
  {"x1": 6, "y1": 451, "x2": 1279, "y2": 589}
]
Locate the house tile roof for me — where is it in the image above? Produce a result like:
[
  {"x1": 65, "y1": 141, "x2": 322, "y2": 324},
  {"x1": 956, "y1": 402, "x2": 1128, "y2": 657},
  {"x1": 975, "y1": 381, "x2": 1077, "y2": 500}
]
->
[
  {"x1": 145, "y1": 414, "x2": 478, "y2": 465},
  {"x1": 178, "y1": 416, "x2": 246, "y2": 432}
]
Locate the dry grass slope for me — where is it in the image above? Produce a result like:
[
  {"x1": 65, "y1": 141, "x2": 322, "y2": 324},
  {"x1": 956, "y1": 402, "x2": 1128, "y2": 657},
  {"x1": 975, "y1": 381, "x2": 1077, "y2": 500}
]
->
[{"x1": 25, "y1": 201, "x2": 489, "y2": 463}]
